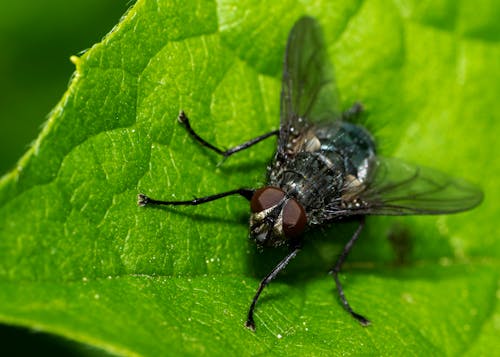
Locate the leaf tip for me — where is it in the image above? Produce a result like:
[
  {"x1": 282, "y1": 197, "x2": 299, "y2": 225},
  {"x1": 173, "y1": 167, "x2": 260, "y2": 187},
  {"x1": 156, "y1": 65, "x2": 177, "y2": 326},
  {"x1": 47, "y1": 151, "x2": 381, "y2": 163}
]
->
[{"x1": 69, "y1": 55, "x2": 81, "y2": 66}]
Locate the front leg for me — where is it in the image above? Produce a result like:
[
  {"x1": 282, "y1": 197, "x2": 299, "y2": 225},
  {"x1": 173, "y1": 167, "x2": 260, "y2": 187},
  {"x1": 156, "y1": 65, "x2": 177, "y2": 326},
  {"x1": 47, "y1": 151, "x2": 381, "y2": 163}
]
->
[
  {"x1": 138, "y1": 188, "x2": 255, "y2": 207},
  {"x1": 178, "y1": 111, "x2": 278, "y2": 158},
  {"x1": 245, "y1": 246, "x2": 301, "y2": 331}
]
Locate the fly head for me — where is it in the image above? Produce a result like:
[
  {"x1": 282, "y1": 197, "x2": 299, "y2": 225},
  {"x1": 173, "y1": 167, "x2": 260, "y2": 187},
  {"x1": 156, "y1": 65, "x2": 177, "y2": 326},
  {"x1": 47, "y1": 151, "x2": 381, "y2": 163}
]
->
[{"x1": 249, "y1": 187, "x2": 307, "y2": 247}]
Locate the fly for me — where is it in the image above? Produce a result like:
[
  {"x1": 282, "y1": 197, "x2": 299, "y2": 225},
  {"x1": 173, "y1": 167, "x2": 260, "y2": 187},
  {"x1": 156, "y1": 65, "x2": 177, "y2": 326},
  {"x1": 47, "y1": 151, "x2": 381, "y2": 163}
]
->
[{"x1": 138, "y1": 17, "x2": 483, "y2": 331}]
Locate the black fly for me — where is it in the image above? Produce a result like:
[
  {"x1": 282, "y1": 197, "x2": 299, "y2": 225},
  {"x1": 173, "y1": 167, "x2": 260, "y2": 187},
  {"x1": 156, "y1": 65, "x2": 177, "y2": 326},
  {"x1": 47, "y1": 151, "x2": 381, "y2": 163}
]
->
[{"x1": 138, "y1": 17, "x2": 483, "y2": 331}]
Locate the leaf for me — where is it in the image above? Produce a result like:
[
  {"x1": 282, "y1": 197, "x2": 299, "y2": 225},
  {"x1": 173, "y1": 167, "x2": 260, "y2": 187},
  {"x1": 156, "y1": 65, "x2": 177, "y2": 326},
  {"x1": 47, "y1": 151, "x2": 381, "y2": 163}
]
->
[
  {"x1": 0, "y1": 1, "x2": 125, "y2": 175},
  {"x1": 1, "y1": 0, "x2": 499, "y2": 355}
]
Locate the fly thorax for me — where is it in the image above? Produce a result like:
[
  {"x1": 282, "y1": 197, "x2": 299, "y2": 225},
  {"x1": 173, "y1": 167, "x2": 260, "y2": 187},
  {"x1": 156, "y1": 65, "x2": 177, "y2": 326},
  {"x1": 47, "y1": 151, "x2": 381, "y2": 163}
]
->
[{"x1": 278, "y1": 151, "x2": 345, "y2": 208}]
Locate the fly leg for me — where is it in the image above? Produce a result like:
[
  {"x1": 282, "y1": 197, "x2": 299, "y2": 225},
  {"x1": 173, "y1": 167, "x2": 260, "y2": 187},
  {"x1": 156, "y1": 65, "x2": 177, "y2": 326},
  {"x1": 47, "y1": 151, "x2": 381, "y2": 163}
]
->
[
  {"x1": 245, "y1": 246, "x2": 301, "y2": 331},
  {"x1": 341, "y1": 102, "x2": 364, "y2": 121},
  {"x1": 329, "y1": 217, "x2": 370, "y2": 326},
  {"x1": 178, "y1": 111, "x2": 278, "y2": 158},
  {"x1": 138, "y1": 188, "x2": 254, "y2": 207}
]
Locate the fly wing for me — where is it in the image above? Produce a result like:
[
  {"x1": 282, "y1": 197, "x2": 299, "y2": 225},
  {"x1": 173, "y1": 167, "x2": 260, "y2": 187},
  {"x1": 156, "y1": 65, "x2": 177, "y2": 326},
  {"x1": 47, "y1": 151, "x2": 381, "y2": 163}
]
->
[
  {"x1": 329, "y1": 157, "x2": 483, "y2": 216},
  {"x1": 278, "y1": 16, "x2": 340, "y2": 156}
]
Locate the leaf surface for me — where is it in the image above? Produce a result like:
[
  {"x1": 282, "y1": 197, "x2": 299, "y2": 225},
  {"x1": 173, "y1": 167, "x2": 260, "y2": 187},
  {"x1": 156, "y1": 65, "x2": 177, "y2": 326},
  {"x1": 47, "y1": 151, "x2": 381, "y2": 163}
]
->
[{"x1": 1, "y1": 0, "x2": 499, "y2": 355}]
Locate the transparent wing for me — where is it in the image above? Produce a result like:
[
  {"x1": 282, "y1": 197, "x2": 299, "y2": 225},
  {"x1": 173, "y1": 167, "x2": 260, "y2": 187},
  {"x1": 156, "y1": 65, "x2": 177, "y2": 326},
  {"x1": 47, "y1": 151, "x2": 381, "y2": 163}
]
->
[
  {"x1": 331, "y1": 157, "x2": 483, "y2": 216},
  {"x1": 278, "y1": 16, "x2": 340, "y2": 155}
]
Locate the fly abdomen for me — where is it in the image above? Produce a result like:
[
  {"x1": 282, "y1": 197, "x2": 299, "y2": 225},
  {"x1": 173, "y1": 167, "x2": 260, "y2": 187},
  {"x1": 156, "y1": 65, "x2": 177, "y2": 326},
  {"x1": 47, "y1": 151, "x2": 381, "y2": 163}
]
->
[{"x1": 315, "y1": 121, "x2": 376, "y2": 183}]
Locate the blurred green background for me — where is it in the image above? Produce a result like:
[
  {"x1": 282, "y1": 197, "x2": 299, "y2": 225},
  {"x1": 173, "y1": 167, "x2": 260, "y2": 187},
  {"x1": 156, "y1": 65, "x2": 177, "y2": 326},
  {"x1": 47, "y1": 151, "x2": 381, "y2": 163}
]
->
[
  {"x1": 0, "y1": 0, "x2": 127, "y2": 175},
  {"x1": 0, "y1": 1, "x2": 127, "y2": 354}
]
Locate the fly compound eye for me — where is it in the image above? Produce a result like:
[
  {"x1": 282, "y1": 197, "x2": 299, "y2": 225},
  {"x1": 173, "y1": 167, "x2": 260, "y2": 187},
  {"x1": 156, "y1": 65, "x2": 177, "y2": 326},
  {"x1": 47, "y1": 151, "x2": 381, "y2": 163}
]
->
[
  {"x1": 282, "y1": 199, "x2": 307, "y2": 238},
  {"x1": 250, "y1": 187, "x2": 285, "y2": 213}
]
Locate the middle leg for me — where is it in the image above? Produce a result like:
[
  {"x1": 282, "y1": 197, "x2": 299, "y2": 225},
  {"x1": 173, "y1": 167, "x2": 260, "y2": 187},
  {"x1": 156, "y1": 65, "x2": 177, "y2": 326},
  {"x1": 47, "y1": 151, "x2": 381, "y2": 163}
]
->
[{"x1": 329, "y1": 217, "x2": 370, "y2": 326}]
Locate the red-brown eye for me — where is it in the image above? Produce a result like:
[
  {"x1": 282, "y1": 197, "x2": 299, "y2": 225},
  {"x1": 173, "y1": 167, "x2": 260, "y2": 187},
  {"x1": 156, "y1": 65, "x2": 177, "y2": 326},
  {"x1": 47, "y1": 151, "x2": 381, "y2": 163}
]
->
[
  {"x1": 282, "y1": 199, "x2": 307, "y2": 237},
  {"x1": 250, "y1": 187, "x2": 285, "y2": 213}
]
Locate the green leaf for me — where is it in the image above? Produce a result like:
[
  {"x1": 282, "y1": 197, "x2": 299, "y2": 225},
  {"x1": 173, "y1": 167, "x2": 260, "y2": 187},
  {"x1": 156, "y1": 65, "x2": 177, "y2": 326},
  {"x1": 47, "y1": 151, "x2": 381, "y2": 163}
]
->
[{"x1": 1, "y1": 0, "x2": 499, "y2": 355}]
